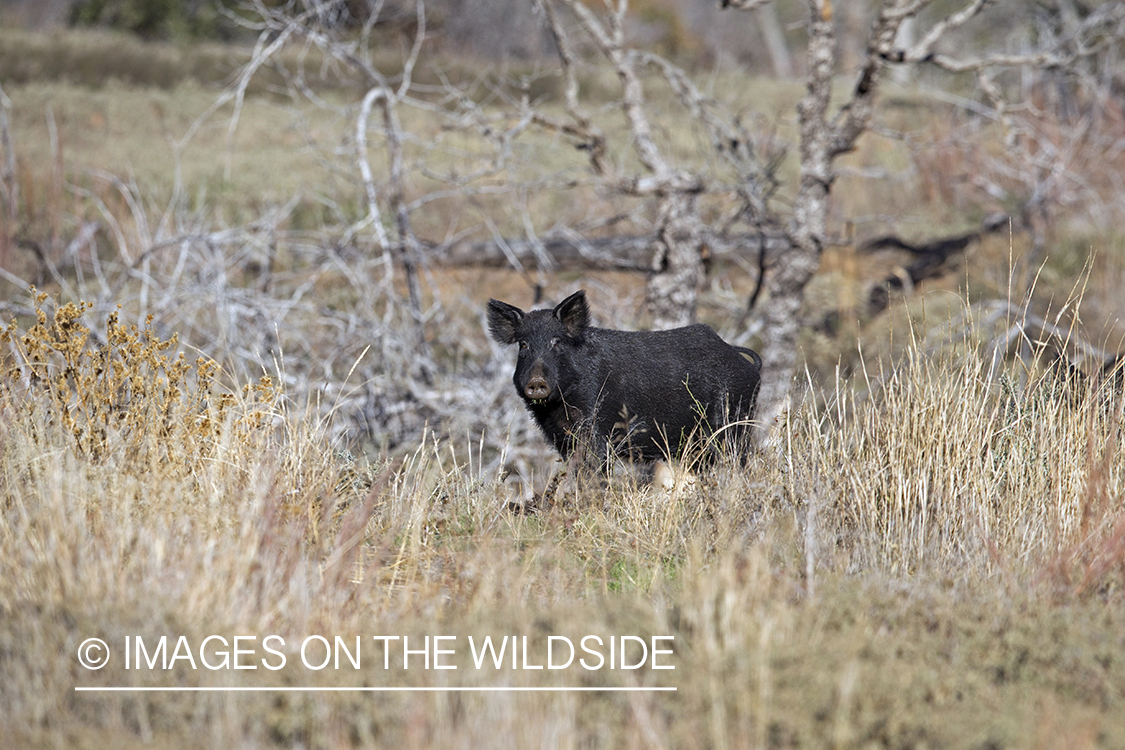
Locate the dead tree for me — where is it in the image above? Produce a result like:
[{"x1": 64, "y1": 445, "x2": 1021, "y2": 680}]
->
[
  {"x1": 215, "y1": 0, "x2": 1125, "y2": 450},
  {"x1": 531, "y1": 0, "x2": 798, "y2": 331},
  {"x1": 219, "y1": 0, "x2": 441, "y2": 359},
  {"x1": 747, "y1": 0, "x2": 919, "y2": 438},
  {"x1": 725, "y1": 0, "x2": 1125, "y2": 441},
  {"x1": 537, "y1": 0, "x2": 711, "y2": 329}
]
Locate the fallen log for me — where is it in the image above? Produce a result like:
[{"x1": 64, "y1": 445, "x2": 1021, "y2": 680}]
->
[
  {"x1": 865, "y1": 212, "x2": 1009, "y2": 316},
  {"x1": 430, "y1": 228, "x2": 792, "y2": 272}
]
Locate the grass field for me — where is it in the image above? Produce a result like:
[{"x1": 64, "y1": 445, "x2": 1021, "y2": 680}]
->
[{"x1": 2, "y1": 27, "x2": 1125, "y2": 749}]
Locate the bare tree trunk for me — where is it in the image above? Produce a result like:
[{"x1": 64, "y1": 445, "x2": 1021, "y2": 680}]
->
[
  {"x1": 753, "y1": 0, "x2": 836, "y2": 440},
  {"x1": 646, "y1": 193, "x2": 704, "y2": 329},
  {"x1": 753, "y1": 0, "x2": 910, "y2": 442}
]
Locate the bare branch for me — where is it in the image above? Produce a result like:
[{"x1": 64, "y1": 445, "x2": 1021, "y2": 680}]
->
[
  {"x1": 221, "y1": 3, "x2": 311, "y2": 179},
  {"x1": 904, "y1": 0, "x2": 1125, "y2": 71},
  {"x1": 829, "y1": 0, "x2": 916, "y2": 158},
  {"x1": 535, "y1": 0, "x2": 607, "y2": 173},
  {"x1": 637, "y1": 52, "x2": 782, "y2": 220},
  {"x1": 552, "y1": 0, "x2": 670, "y2": 179},
  {"x1": 356, "y1": 86, "x2": 393, "y2": 260},
  {"x1": 902, "y1": 0, "x2": 990, "y2": 61},
  {"x1": 720, "y1": 0, "x2": 775, "y2": 10},
  {"x1": 396, "y1": 0, "x2": 427, "y2": 103},
  {"x1": 434, "y1": 228, "x2": 788, "y2": 271}
]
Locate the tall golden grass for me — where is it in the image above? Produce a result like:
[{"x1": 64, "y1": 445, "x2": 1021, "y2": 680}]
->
[
  {"x1": 3, "y1": 290, "x2": 1124, "y2": 748},
  {"x1": 3, "y1": 25, "x2": 1125, "y2": 745}
]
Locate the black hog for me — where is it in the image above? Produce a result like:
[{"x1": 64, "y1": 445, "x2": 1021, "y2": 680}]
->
[{"x1": 487, "y1": 290, "x2": 762, "y2": 463}]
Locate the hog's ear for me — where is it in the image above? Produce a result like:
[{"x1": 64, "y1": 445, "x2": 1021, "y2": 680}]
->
[
  {"x1": 487, "y1": 299, "x2": 524, "y2": 344},
  {"x1": 554, "y1": 290, "x2": 589, "y2": 339}
]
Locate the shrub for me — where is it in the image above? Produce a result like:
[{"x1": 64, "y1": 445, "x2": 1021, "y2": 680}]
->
[{"x1": 0, "y1": 290, "x2": 276, "y2": 474}]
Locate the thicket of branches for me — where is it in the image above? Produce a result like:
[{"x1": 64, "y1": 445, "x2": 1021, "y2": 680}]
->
[
  {"x1": 2, "y1": 0, "x2": 1125, "y2": 461},
  {"x1": 230, "y1": 0, "x2": 1125, "y2": 439}
]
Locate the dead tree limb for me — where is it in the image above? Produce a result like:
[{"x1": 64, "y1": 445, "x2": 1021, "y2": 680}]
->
[
  {"x1": 864, "y1": 212, "x2": 1010, "y2": 316},
  {"x1": 727, "y1": 0, "x2": 1125, "y2": 443},
  {"x1": 540, "y1": 0, "x2": 725, "y2": 329},
  {"x1": 432, "y1": 228, "x2": 790, "y2": 273},
  {"x1": 751, "y1": 0, "x2": 916, "y2": 442},
  {"x1": 236, "y1": 0, "x2": 430, "y2": 354}
]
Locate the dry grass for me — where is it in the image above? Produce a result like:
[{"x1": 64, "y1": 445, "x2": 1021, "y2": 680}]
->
[
  {"x1": 3, "y1": 289, "x2": 1125, "y2": 749},
  {"x1": 0, "y1": 28, "x2": 237, "y2": 90},
  {"x1": 3, "y1": 28, "x2": 1125, "y2": 749}
]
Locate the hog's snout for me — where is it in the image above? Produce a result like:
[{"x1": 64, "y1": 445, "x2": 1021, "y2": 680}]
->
[{"x1": 524, "y1": 375, "x2": 550, "y2": 401}]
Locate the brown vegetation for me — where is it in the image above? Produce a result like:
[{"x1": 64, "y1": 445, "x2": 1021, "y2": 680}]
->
[
  {"x1": 3, "y1": 7, "x2": 1125, "y2": 747},
  {"x1": 3, "y1": 284, "x2": 1125, "y2": 748}
]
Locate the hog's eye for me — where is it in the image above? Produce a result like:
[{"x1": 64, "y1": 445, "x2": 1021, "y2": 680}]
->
[{"x1": 518, "y1": 340, "x2": 528, "y2": 350}]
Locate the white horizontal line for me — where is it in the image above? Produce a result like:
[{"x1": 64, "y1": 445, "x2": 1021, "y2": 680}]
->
[{"x1": 75, "y1": 686, "x2": 676, "y2": 692}]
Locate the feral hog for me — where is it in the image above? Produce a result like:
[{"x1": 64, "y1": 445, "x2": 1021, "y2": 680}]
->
[{"x1": 487, "y1": 290, "x2": 762, "y2": 464}]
